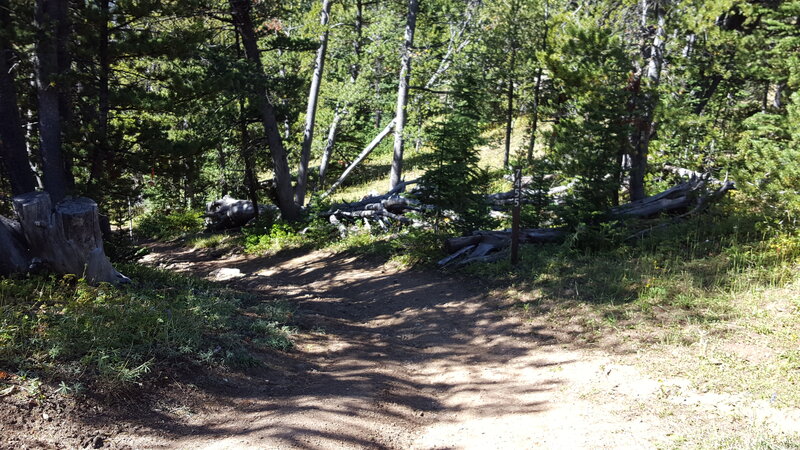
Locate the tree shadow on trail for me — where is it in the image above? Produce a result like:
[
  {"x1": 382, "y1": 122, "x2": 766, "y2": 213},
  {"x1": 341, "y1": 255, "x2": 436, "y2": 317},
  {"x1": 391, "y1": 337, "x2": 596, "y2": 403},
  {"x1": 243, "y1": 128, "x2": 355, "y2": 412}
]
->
[{"x1": 116, "y1": 243, "x2": 574, "y2": 448}]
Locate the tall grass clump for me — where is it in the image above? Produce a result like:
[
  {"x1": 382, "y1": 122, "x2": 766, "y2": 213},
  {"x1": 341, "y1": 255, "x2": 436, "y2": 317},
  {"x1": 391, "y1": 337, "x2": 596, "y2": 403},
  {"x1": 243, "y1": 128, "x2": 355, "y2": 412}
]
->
[{"x1": 0, "y1": 264, "x2": 294, "y2": 389}]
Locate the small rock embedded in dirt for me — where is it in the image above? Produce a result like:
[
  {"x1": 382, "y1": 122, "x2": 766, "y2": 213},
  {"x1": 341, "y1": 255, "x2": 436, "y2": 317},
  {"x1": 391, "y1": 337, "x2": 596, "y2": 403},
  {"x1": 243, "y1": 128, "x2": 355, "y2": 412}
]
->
[{"x1": 208, "y1": 267, "x2": 244, "y2": 281}]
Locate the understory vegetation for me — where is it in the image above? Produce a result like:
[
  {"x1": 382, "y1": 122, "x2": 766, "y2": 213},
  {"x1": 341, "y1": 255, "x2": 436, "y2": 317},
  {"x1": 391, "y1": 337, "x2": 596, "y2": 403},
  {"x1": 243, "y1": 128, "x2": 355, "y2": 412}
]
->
[{"x1": 0, "y1": 264, "x2": 294, "y2": 391}]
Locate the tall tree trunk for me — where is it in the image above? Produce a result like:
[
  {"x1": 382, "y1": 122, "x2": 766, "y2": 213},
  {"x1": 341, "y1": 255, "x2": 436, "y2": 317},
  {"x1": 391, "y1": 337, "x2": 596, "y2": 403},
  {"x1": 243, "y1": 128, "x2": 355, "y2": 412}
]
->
[
  {"x1": 503, "y1": 50, "x2": 516, "y2": 168},
  {"x1": 35, "y1": 0, "x2": 69, "y2": 203},
  {"x1": 235, "y1": 31, "x2": 259, "y2": 217},
  {"x1": 323, "y1": 0, "x2": 474, "y2": 196},
  {"x1": 629, "y1": 0, "x2": 666, "y2": 202},
  {"x1": 351, "y1": 0, "x2": 363, "y2": 82},
  {"x1": 239, "y1": 99, "x2": 259, "y2": 218},
  {"x1": 526, "y1": 2, "x2": 549, "y2": 164},
  {"x1": 317, "y1": 108, "x2": 342, "y2": 189},
  {"x1": 324, "y1": 118, "x2": 396, "y2": 198},
  {"x1": 55, "y1": 0, "x2": 74, "y2": 191},
  {"x1": 229, "y1": 0, "x2": 299, "y2": 220},
  {"x1": 389, "y1": 0, "x2": 419, "y2": 189},
  {"x1": 89, "y1": 0, "x2": 110, "y2": 193},
  {"x1": 526, "y1": 67, "x2": 543, "y2": 163},
  {"x1": 0, "y1": 0, "x2": 37, "y2": 195},
  {"x1": 296, "y1": 0, "x2": 332, "y2": 206}
]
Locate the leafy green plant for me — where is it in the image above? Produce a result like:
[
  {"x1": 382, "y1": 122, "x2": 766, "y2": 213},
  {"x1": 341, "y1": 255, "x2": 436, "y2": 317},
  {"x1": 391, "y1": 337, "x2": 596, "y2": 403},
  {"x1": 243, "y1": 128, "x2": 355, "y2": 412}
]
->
[{"x1": 135, "y1": 209, "x2": 205, "y2": 240}]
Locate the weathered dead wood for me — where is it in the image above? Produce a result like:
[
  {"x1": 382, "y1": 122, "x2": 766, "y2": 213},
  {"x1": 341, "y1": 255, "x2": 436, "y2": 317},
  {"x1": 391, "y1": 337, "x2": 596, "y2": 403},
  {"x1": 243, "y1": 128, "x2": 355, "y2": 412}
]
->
[
  {"x1": 12, "y1": 192, "x2": 128, "y2": 283},
  {"x1": 0, "y1": 216, "x2": 29, "y2": 275},
  {"x1": 205, "y1": 195, "x2": 277, "y2": 231},
  {"x1": 440, "y1": 228, "x2": 566, "y2": 266}
]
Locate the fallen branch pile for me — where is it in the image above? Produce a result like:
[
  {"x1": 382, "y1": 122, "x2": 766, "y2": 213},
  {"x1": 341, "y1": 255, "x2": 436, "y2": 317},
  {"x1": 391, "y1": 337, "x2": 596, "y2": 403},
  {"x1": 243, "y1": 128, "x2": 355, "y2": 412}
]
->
[
  {"x1": 438, "y1": 170, "x2": 735, "y2": 266},
  {"x1": 325, "y1": 179, "x2": 424, "y2": 235}
]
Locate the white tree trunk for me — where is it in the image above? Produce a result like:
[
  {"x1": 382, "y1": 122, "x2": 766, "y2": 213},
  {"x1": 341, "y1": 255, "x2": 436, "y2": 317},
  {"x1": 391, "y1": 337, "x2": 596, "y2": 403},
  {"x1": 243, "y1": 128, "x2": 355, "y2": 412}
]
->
[
  {"x1": 389, "y1": 0, "x2": 419, "y2": 189},
  {"x1": 296, "y1": 0, "x2": 333, "y2": 206}
]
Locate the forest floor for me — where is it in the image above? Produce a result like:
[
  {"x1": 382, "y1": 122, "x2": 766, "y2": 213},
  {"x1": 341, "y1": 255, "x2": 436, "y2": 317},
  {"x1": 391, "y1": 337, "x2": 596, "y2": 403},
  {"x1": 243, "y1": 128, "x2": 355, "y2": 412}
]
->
[{"x1": 3, "y1": 242, "x2": 799, "y2": 449}]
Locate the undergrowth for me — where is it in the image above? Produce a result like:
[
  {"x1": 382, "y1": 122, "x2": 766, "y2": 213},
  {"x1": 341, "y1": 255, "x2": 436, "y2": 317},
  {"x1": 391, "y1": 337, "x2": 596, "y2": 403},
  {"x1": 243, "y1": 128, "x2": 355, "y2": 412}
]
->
[
  {"x1": 135, "y1": 209, "x2": 205, "y2": 240},
  {"x1": 0, "y1": 264, "x2": 294, "y2": 391}
]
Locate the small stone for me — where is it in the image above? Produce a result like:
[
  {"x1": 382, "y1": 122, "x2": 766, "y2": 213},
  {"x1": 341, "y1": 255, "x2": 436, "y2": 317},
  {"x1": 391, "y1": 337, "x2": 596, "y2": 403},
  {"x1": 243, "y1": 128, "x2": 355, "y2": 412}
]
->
[
  {"x1": 209, "y1": 267, "x2": 244, "y2": 281},
  {"x1": 42, "y1": 412, "x2": 50, "y2": 421}
]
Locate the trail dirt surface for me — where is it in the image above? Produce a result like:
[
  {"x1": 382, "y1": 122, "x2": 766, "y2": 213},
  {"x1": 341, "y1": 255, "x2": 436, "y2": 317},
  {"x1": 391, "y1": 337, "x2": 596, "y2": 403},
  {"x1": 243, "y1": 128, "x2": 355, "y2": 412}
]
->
[
  {"x1": 122, "y1": 244, "x2": 662, "y2": 449},
  {"x1": 10, "y1": 244, "x2": 794, "y2": 449}
]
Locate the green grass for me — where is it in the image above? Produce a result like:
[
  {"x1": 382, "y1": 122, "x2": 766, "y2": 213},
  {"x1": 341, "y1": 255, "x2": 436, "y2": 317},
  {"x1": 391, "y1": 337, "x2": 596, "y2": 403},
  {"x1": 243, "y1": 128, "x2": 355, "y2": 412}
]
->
[
  {"x1": 0, "y1": 264, "x2": 295, "y2": 390},
  {"x1": 471, "y1": 210, "x2": 800, "y2": 410}
]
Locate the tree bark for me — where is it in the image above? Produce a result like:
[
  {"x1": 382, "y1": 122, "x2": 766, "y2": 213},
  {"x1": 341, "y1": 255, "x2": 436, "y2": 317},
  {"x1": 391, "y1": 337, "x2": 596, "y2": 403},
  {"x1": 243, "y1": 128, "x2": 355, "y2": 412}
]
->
[
  {"x1": 35, "y1": 0, "x2": 69, "y2": 203},
  {"x1": 0, "y1": 0, "x2": 38, "y2": 196},
  {"x1": 317, "y1": 108, "x2": 342, "y2": 189},
  {"x1": 296, "y1": 0, "x2": 332, "y2": 206},
  {"x1": 389, "y1": 0, "x2": 419, "y2": 189},
  {"x1": 0, "y1": 215, "x2": 29, "y2": 275},
  {"x1": 229, "y1": 0, "x2": 299, "y2": 220},
  {"x1": 13, "y1": 192, "x2": 128, "y2": 283},
  {"x1": 89, "y1": 0, "x2": 110, "y2": 193},
  {"x1": 503, "y1": 50, "x2": 516, "y2": 168},
  {"x1": 629, "y1": 0, "x2": 666, "y2": 202},
  {"x1": 323, "y1": 118, "x2": 396, "y2": 198}
]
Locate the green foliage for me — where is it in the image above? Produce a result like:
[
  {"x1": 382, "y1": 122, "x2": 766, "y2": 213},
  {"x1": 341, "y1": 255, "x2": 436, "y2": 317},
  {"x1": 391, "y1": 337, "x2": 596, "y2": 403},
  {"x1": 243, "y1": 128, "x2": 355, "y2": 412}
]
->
[
  {"x1": 135, "y1": 209, "x2": 205, "y2": 240},
  {"x1": 242, "y1": 210, "x2": 336, "y2": 255},
  {"x1": 417, "y1": 70, "x2": 497, "y2": 234},
  {"x1": 545, "y1": 23, "x2": 630, "y2": 223},
  {"x1": 0, "y1": 265, "x2": 295, "y2": 388}
]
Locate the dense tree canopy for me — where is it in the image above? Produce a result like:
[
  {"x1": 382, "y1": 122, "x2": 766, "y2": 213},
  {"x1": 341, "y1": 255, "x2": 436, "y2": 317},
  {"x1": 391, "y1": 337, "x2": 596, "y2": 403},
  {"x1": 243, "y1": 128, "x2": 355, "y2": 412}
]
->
[{"x1": 0, "y1": 0, "x2": 797, "y2": 227}]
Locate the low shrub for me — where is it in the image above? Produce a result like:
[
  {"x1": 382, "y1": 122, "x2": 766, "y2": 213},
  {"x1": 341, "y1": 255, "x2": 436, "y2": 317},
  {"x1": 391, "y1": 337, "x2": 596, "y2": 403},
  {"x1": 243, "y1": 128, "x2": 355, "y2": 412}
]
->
[{"x1": 136, "y1": 209, "x2": 205, "y2": 240}]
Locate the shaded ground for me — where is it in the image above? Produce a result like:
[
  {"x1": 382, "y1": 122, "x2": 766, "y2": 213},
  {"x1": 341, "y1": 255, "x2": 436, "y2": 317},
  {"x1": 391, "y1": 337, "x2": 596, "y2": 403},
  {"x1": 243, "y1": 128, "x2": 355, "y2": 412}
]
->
[{"x1": 3, "y1": 243, "x2": 798, "y2": 448}]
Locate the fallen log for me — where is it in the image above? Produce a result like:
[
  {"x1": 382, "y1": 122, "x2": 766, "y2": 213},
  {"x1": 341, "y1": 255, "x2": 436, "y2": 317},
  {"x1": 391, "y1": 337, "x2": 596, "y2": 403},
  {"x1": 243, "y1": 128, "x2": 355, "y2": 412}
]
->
[
  {"x1": 7, "y1": 192, "x2": 129, "y2": 283},
  {"x1": 205, "y1": 195, "x2": 278, "y2": 231},
  {"x1": 610, "y1": 172, "x2": 734, "y2": 219},
  {"x1": 440, "y1": 228, "x2": 567, "y2": 266},
  {"x1": 441, "y1": 171, "x2": 735, "y2": 266}
]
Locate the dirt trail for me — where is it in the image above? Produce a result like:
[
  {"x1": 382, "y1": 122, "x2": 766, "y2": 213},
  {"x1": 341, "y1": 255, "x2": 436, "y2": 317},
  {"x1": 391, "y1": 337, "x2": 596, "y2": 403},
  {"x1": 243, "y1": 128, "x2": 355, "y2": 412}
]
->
[{"x1": 115, "y1": 245, "x2": 665, "y2": 449}]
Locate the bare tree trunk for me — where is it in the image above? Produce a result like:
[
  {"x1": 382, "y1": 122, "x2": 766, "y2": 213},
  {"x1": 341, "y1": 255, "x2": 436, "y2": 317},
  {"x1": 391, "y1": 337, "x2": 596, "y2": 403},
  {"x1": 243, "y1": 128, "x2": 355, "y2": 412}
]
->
[
  {"x1": 324, "y1": 118, "x2": 396, "y2": 198},
  {"x1": 317, "y1": 108, "x2": 342, "y2": 189},
  {"x1": 503, "y1": 50, "x2": 516, "y2": 168},
  {"x1": 526, "y1": 2, "x2": 549, "y2": 163},
  {"x1": 35, "y1": 0, "x2": 69, "y2": 203},
  {"x1": 389, "y1": 0, "x2": 419, "y2": 189},
  {"x1": 351, "y1": 0, "x2": 363, "y2": 82},
  {"x1": 525, "y1": 67, "x2": 543, "y2": 163},
  {"x1": 0, "y1": 0, "x2": 37, "y2": 195},
  {"x1": 89, "y1": 0, "x2": 110, "y2": 193},
  {"x1": 629, "y1": 0, "x2": 666, "y2": 202},
  {"x1": 322, "y1": 0, "x2": 475, "y2": 197},
  {"x1": 229, "y1": 0, "x2": 299, "y2": 220},
  {"x1": 296, "y1": 0, "x2": 333, "y2": 206}
]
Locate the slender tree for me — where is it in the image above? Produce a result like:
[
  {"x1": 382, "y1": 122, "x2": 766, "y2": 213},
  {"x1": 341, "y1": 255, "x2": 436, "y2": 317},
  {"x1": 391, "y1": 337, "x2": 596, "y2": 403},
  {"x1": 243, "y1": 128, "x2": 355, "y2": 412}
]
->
[
  {"x1": 389, "y1": 0, "x2": 419, "y2": 189},
  {"x1": 0, "y1": 0, "x2": 37, "y2": 195},
  {"x1": 35, "y1": 0, "x2": 70, "y2": 202},
  {"x1": 296, "y1": 0, "x2": 333, "y2": 206},
  {"x1": 228, "y1": 0, "x2": 299, "y2": 220}
]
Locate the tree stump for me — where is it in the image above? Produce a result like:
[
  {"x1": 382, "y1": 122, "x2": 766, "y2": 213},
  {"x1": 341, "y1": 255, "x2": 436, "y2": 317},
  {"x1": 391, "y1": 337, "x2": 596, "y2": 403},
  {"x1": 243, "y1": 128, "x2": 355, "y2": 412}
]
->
[
  {"x1": 0, "y1": 216, "x2": 29, "y2": 275},
  {"x1": 12, "y1": 192, "x2": 128, "y2": 283}
]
